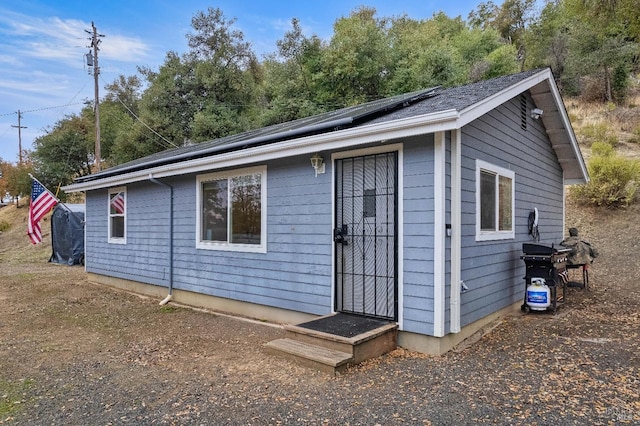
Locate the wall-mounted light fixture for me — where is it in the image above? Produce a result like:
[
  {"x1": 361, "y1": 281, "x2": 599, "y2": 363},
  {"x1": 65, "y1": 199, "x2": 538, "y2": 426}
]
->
[
  {"x1": 310, "y1": 153, "x2": 325, "y2": 177},
  {"x1": 531, "y1": 108, "x2": 544, "y2": 120}
]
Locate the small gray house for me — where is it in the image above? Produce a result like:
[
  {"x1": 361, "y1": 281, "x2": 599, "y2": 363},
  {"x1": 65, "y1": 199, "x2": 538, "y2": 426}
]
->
[{"x1": 63, "y1": 68, "x2": 588, "y2": 355}]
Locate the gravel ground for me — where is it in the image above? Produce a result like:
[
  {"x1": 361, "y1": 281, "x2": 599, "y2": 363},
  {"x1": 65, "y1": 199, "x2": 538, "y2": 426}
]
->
[{"x1": 1, "y1": 203, "x2": 639, "y2": 425}]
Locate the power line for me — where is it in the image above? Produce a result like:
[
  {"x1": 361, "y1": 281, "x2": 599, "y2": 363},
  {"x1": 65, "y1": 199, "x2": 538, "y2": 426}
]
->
[
  {"x1": 0, "y1": 102, "x2": 87, "y2": 118},
  {"x1": 99, "y1": 74, "x2": 178, "y2": 149}
]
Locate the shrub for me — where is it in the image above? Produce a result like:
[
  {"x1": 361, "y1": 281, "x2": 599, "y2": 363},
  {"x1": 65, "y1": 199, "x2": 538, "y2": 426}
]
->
[
  {"x1": 631, "y1": 125, "x2": 640, "y2": 144},
  {"x1": 591, "y1": 141, "x2": 614, "y2": 157},
  {"x1": 579, "y1": 122, "x2": 618, "y2": 147},
  {"x1": 572, "y1": 150, "x2": 640, "y2": 208},
  {"x1": 0, "y1": 220, "x2": 10, "y2": 232}
]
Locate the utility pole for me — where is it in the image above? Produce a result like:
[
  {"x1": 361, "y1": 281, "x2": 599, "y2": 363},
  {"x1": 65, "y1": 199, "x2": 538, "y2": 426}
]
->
[
  {"x1": 86, "y1": 21, "x2": 105, "y2": 171},
  {"x1": 11, "y1": 110, "x2": 27, "y2": 165}
]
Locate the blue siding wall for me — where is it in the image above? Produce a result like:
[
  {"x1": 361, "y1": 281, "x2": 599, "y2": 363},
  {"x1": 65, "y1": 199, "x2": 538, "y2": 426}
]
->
[
  {"x1": 86, "y1": 184, "x2": 171, "y2": 286},
  {"x1": 402, "y1": 135, "x2": 436, "y2": 335},
  {"x1": 459, "y1": 94, "x2": 565, "y2": 326},
  {"x1": 84, "y1": 92, "x2": 565, "y2": 337},
  {"x1": 86, "y1": 154, "x2": 334, "y2": 316}
]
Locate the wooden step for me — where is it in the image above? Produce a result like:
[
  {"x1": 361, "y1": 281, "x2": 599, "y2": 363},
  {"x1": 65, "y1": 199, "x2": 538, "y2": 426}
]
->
[
  {"x1": 284, "y1": 322, "x2": 398, "y2": 363},
  {"x1": 264, "y1": 338, "x2": 353, "y2": 375}
]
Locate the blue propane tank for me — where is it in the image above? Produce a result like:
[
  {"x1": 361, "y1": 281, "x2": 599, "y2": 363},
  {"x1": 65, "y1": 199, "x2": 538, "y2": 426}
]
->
[{"x1": 526, "y1": 278, "x2": 551, "y2": 310}]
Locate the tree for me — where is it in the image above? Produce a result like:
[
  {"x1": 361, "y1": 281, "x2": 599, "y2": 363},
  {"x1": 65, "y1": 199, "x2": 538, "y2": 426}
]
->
[
  {"x1": 563, "y1": 0, "x2": 639, "y2": 102},
  {"x1": 523, "y1": 1, "x2": 570, "y2": 82},
  {"x1": 387, "y1": 13, "x2": 473, "y2": 93},
  {"x1": 31, "y1": 114, "x2": 93, "y2": 191},
  {"x1": 186, "y1": 7, "x2": 261, "y2": 140},
  {"x1": 320, "y1": 7, "x2": 392, "y2": 106},
  {"x1": 131, "y1": 7, "x2": 261, "y2": 156},
  {"x1": 1, "y1": 157, "x2": 33, "y2": 206},
  {"x1": 258, "y1": 18, "x2": 326, "y2": 126},
  {"x1": 468, "y1": 1, "x2": 500, "y2": 30}
]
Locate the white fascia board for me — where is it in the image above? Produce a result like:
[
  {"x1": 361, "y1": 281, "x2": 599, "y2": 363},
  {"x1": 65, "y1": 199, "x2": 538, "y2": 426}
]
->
[
  {"x1": 545, "y1": 73, "x2": 589, "y2": 184},
  {"x1": 456, "y1": 68, "x2": 588, "y2": 184},
  {"x1": 457, "y1": 69, "x2": 553, "y2": 128},
  {"x1": 63, "y1": 109, "x2": 460, "y2": 192}
]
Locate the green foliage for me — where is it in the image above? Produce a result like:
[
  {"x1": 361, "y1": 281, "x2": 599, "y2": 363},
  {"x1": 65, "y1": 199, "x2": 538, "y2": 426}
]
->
[
  {"x1": 320, "y1": 7, "x2": 392, "y2": 106},
  {"x1": 631, "y1": 125, "x2": 640, "y2": 144},
  {"x1": 572, "y1": 145, "x2": 640, "y2": 208},
  {"x1": 612, "y1": 63, "x2": 630, "y2": 103},
  {"x1": 563, "y1": 0, "x2": 639, "y2": 103},
  {"x1": 590, "y1": 141, "x2": 614, "y2": 157},
  {"x1": 1, "y1": 161, "x2": 33, "y2": 202},
  {"x1": 0, "y1": 220, "x2": 10, "y2": 232},
  {"x1": 579, "y1": 122, "x2": 618, "y2": 147},
  {"x1": 31, "y1": 113, "x2": 93, "y2": 192},
  {"x1": 0, "y1": 379, "x2": 34, "y2": 417},
  {"x1": 26, "y1": 1, "x2": 640, "y2": 189}
]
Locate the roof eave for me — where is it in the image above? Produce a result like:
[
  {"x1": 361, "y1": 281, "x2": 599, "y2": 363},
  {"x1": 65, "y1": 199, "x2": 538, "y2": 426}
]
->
[
  {"x1": 63, "y1": 109, "x2": 460, "y2": 193},
  {"x1": 457, "y1": 68, "x2": 588, "y2": 185}
]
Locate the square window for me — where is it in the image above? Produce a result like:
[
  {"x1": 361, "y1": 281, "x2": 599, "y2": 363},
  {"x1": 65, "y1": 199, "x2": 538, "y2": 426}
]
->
[{"x1": 197, "y1": 166, "x2": 266, "y2": 253}]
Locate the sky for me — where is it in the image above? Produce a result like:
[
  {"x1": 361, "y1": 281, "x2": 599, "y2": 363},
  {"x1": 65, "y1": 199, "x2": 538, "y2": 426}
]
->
[{"x1": 0, "y1": 0, "x2": 482, "y2": 164}]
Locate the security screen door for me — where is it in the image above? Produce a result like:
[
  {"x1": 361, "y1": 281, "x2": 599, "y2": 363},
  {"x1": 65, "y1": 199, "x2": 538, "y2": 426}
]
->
[{"x1": 334, "y1": 152, "x2": 398, "y2": 321}]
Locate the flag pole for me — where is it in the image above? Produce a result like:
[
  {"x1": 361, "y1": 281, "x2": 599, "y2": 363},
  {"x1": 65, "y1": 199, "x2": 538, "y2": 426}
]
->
[{"x1": 28, "y1": 174, "x2": 84, "y2": 223}]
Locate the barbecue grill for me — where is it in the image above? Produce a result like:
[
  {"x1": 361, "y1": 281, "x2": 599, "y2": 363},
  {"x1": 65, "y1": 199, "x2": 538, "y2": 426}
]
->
[{"x1": 520, "y1": 243, "x2": 571, "y2": 312}]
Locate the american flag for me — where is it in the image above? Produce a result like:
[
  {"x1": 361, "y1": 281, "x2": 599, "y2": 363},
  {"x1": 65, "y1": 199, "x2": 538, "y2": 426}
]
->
[
  {"x1": 27, "y1": 178, "x2": 58, "y2": 244},
  {"x1": 110, "y1": 192, "x2": 125, "y2": 214}
]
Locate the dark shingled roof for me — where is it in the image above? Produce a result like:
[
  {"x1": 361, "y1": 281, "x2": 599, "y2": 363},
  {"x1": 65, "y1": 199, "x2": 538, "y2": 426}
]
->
[
  {"x1": 76, "y1": 69, "x2": 543, "y2": 183},
  {"x1": 364, "y1": 68, "x2": 542, "y2": 125}
]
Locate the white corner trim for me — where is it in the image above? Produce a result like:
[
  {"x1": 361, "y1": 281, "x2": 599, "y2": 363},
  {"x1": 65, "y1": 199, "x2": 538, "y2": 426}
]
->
[
  {"x1": 450, "y1": 129, "x2": 462, "y2": 334},
  {"x1": 433, "y1": 131, "x2": 446, "y2": 337}
]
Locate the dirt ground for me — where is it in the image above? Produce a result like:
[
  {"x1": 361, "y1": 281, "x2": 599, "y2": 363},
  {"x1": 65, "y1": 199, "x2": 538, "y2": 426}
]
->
[{"x1": 0, "y1": 200, "x2": 639, "y2": 425}]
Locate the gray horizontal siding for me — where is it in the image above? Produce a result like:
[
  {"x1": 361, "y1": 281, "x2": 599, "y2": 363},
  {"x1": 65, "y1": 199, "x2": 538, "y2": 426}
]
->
[
  {"x1": 402, "y1": 135, "x2": 436, "y2": 336},
  {"x1": 85, "y1": 155, "x2": 334, "y2": 316},
  {"x1": 85, "y1": 184, "x2": 172, "y2": 287},
  {"x1": 459, "y1": 94, "x2": 564, "y2": 327}
]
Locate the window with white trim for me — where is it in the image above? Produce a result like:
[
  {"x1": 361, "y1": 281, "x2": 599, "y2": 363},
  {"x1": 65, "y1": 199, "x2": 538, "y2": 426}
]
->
[
  {"x1": 108, "y1": 187, "x2": 126, "y2": 244},
  {"x1": 196, "y1": 166, "x2": 267, "y2": 253},
  {"x1": 476, "y1": 160, "x2": 515, "y2": 241}
]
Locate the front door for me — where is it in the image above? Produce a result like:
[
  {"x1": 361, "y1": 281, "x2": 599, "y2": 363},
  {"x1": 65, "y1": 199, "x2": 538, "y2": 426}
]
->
[{"x1": 334, "y1": 151, "x2": 398, "y2": 321}]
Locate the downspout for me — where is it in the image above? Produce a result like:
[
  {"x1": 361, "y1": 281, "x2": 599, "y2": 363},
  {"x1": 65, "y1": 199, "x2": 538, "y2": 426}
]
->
[
  {"x1": 450, "y1": 129, "x2": 462, "y2": 333},
  {"x1": 149, "y1": 175, "x2": 174, "y2": 305}
]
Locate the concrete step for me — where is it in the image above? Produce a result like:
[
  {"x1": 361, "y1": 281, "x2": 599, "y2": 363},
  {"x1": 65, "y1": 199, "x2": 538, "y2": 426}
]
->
[{"x1": 264, "y1": 338, "x2": 353, "y2": 375}]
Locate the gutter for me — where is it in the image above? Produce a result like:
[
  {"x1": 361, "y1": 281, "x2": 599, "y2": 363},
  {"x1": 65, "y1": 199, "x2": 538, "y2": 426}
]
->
[
  {"x1": 63, "y1": 109, "x2": 460, "y2": 193},
  {"x1": 149, "y1": 175, "x2": 174, "y2": 305},
  {"x1": 75, "y1": 117, "x2": 355, "y2": 184}
]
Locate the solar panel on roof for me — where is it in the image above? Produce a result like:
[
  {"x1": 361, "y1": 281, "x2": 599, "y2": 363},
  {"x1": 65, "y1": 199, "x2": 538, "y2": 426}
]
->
[{"x1": 76, "y1": 87, "x2": 440, "y2": 182}]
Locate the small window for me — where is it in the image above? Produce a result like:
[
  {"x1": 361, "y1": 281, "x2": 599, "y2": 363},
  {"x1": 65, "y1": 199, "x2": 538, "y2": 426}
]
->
[
  {"x1": 108, "y1": 187, "x2": 126, "y2": 244},
  {"x1": 363, "y1": 188, "x2": 376, "y2": 218},
  {"x1": 196, "y1": 166, "x2": 267, "y2": 253},
  {"x1": 476, "y1": 160, "x2": 515, "y2": 241}
]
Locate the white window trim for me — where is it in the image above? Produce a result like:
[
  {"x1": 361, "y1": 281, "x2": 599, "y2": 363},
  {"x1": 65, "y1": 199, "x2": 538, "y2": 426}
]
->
[
  {"x1": 196, "y1": 165, "x2": 267, "y2": 253},
  {"x1": 475, "y1": 159, "x2": 515, "y2": 241},
  {"x1": 108, "y1": 186, "x2": 127, "y2": 244}
]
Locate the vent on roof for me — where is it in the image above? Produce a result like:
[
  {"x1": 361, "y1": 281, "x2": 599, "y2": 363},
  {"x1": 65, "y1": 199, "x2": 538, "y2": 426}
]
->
[{"x1": 520, "y1": 95, "x2": 528, "y2": 131}]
